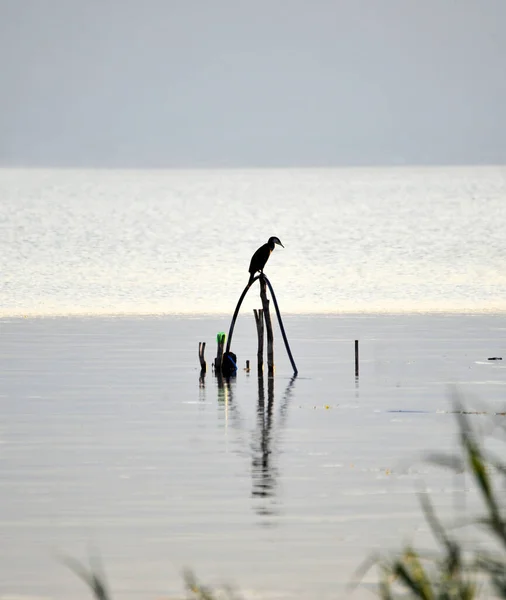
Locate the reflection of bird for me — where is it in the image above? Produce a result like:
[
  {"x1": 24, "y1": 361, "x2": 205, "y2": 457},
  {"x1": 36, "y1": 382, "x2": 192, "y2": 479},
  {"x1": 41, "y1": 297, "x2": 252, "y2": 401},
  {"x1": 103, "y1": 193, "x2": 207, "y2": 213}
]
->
[{"x1": 248, "y1": 237, "x2": 284, "y2": 285}]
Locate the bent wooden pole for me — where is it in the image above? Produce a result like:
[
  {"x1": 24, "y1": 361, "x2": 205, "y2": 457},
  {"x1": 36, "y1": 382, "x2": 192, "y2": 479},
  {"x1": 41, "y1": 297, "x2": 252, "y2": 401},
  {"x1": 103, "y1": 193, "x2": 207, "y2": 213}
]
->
[
  {"x1": 225, "y1": 275, "x2": 259, "y2": 354},
  {"x1": 262, "y1": 274, "x2": 298, "y2": 376}
]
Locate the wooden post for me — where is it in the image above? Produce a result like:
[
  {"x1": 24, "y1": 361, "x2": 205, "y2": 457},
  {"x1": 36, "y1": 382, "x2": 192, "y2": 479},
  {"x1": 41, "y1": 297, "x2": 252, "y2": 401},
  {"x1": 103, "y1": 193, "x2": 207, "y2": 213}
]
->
[
  {"x1": 198, "y1": 342, "x2": 206, "y2": 374},
  {"x1": 260, "y1": 276, "x2": 274, "y2": 376},
  {"x1": 215, "y1": 332, "x2": 225, "y2": 372},
  {"x1": 253, "y1": 309, "x2": 264, "y2": 374},
  {"x1": 355, "y1": 339, "x2": 359, "y2": 377}
]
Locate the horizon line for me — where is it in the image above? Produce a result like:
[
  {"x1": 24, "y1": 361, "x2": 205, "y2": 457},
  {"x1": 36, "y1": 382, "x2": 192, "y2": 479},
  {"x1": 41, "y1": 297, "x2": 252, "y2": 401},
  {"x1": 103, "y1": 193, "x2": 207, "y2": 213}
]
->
[{"x1": 1, "y1": 162, "x2": 505, "y2": 171}]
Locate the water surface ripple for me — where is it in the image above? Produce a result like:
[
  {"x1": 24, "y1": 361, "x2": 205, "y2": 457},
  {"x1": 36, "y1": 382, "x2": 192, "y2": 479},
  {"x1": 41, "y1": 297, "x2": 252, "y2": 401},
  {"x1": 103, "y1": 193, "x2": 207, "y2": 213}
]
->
[{"x1": 1, "y1": 166, "x2": 505, "y2": 315}]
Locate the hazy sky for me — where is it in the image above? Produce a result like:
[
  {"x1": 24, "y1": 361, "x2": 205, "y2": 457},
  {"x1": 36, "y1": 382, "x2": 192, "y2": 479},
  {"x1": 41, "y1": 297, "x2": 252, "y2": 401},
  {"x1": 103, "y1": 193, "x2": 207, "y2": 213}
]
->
[{"x1": 1, "y1": 0, "x2": 505, "y2": 167}]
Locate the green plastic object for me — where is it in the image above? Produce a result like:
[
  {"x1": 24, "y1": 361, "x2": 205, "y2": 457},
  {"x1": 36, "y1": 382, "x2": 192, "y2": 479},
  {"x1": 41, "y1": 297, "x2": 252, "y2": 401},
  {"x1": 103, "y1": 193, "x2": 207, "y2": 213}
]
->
[{"x1": 216, "y1": 332, "x2": 226, "y2": 344}]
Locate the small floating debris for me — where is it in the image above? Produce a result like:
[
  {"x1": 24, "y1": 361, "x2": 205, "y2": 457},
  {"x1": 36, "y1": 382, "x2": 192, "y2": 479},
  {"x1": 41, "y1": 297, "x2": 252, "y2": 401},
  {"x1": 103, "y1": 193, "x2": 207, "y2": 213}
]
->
[{"x1": 488, "y1": 357, "x2": 503, "y2": 361}]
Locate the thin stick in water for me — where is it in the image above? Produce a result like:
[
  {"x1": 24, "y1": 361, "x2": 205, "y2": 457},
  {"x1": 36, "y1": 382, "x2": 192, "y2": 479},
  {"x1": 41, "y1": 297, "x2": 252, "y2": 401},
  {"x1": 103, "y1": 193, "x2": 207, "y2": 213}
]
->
[
  {"x1": 198, "y1": 341, "x2": 206, "y2": 374},
  {"x1": 355, "y1": 339, "x2": 359, "y2": 378}
]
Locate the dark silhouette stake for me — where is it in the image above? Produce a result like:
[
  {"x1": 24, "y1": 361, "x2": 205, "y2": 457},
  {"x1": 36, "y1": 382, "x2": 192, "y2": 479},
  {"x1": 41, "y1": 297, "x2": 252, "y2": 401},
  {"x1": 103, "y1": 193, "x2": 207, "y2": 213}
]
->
[
  {"x1": 259, "y1": 277, "x2": 275, "y2": 376},
  {"x1": 355, "y1": 339, "x2": 359, "y2": 377},
  {"x1": 198, "y1": 342, "x2": 206, "y2": 374},
  {"x1": 253, "y1": 309, "x2": 264, "y2": 374}
]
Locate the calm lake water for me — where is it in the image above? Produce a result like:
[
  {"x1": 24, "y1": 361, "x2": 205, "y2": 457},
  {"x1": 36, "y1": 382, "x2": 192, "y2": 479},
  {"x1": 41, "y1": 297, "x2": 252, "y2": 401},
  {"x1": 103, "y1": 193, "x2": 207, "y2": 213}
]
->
[
  {"x1": 1, "y1": 314, "x2": 506, "y2": 599},
  {"x1": 1, "y1": 167, "x2": 506, "y2": 599},
  {"x1": 1, "y1": 166, "x2": 506, "y2": 315}
]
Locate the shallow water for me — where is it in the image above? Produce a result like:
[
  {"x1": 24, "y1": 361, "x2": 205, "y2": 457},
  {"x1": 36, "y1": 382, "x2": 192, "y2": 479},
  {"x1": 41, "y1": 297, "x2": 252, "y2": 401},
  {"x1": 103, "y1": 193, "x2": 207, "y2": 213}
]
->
[
  {"x1": 1, "y1": 166, "x2": 506, "y2": 315},
  {"x1": 1, "y1": 314, "x2": 505, "y2": 599}
]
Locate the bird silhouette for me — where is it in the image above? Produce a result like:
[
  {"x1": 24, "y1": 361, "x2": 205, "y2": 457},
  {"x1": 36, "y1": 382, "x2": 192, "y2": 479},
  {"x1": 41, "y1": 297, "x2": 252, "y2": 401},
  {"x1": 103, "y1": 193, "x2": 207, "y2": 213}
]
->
[{"x1": 248, "y1": 237, "x2": 284, "y2": 285}]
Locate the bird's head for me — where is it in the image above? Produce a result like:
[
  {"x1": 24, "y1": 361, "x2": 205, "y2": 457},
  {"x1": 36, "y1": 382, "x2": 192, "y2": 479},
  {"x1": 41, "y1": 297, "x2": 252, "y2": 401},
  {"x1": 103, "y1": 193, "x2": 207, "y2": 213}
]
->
[{"x1": 269, "y1": 236, "x2": 284, "y2": 249}]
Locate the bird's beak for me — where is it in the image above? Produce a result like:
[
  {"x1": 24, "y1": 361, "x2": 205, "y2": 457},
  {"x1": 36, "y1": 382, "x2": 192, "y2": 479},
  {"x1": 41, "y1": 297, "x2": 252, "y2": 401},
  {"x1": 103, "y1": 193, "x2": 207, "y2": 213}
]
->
[{"x1": 277, "y1": 241, "x2": 284, "y2": 248}]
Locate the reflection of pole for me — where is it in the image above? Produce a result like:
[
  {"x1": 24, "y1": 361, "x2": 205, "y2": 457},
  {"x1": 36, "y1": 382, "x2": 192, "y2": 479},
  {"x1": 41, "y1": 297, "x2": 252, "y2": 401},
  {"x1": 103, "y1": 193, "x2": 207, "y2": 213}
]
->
[
  {"x1": 260, "y1": 277, "x2": 274, "y2": 376},
  {"x1": 252, "y1": 374, "x2": 276, "y2": 506},
  {"x1": 262, "y1": 275, "x2": 298, "y2": 376},
  {"x1": 250, "y1": 374, "x2": 297, "y2": 515}
]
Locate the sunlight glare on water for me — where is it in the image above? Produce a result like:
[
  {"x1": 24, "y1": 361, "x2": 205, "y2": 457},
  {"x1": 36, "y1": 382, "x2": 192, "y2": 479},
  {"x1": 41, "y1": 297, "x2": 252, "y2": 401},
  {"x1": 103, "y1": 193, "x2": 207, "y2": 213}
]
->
[{"x1": 1, "y1": 166, "x2": 506, "y2": 315}]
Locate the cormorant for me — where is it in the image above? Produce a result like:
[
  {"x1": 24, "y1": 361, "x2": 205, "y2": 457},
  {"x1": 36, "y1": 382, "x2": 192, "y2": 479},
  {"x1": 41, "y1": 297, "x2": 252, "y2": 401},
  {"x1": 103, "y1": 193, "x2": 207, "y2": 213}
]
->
[{"x1": 248, "y1": 236, "x2": 284, "y2": 285}]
